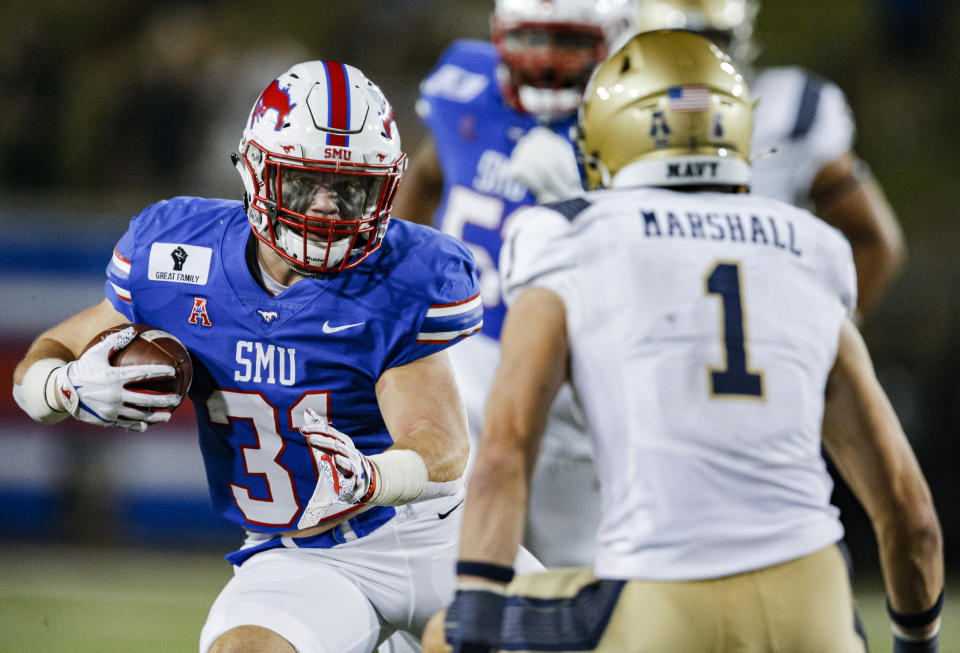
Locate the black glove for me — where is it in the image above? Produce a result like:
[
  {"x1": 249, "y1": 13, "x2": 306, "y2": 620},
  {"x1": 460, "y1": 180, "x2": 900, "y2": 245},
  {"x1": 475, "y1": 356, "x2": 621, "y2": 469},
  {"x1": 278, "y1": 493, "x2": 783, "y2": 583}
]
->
[{"x1": 445, "y1": 588, "x2": 506, "y2": 653}]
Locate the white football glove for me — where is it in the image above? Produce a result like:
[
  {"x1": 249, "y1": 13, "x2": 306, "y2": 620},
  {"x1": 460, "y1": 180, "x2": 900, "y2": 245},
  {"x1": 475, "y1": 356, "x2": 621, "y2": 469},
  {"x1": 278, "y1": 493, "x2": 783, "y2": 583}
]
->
[
  {"x1": 55, "y1": 326, "x2": 180, "y2": 432},
  {"x1": 301, "y1": 408, "x2": 374, "y2": 506},
  {"x1": 506, "y1": 126, "x2": 582, "y2": 204}
]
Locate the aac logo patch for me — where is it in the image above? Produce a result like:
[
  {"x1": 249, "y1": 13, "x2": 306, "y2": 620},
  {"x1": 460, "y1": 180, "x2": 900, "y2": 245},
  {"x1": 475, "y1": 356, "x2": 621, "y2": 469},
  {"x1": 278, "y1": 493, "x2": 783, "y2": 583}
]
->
[
  {"x1": 189, "y1": 297, "x2": 213, "y2": 327},
  {"x1": 148, "y1": 242, "x2": 212, "y2": 285}
]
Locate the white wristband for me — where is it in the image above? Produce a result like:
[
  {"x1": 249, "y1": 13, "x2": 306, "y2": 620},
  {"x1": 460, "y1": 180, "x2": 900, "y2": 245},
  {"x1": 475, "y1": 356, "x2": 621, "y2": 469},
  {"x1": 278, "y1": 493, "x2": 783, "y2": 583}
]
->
[
  {"x1": 366, "y1": 450, "x2": 428, "y2": 506},
  {"x1": 14, "y1": 358, "x2": 69, "y2": 424},
  {"x1": 365, "y1": 450, "x2": 465, "y2": 506}
]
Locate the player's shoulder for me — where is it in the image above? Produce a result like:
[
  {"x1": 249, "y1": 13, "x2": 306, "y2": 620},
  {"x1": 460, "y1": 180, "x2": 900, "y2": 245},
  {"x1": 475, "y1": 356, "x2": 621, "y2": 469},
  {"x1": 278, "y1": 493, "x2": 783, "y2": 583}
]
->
[
  {"x1": 132, "y1": 196, "x2": 244, "y2": 242},
  {"x1": 752, "y1": 65, "x2": 839, "y2": 97},
  {"x1": 771, "y1": 195, "x2": 857, "y2": 308},
  {"x1": 378, "y1": 218, "x2": 477, "y2": 284},
  {"x1": 437, "y1": 39, "x2": 499, "y2": 69},
  {"x1": 374, "y1": 218, "x2": 482, "y2": 347},
  {"x1": 752, "y1": 66, "x2": 851, "y2": 141},
  {"x1": 742, "y1": 191, "x2": 853, "y2": 259},
  {"x1": 504, "y1": 196, "x2": 588, "y2": 241},
  {"x1": 419, "y1": 39, "x2": 498, "y2": 106}
]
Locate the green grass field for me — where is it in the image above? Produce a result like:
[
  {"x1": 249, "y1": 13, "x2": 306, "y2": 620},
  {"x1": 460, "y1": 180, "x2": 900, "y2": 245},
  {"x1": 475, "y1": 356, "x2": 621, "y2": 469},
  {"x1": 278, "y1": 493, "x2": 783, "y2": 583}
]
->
[{"x1": 0, "y1": 543, "x2": 954, "y2": 652}]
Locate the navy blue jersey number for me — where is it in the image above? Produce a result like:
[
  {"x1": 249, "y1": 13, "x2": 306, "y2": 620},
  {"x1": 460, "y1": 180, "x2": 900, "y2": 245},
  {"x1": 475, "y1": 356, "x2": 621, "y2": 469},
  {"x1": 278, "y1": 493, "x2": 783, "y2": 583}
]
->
[{"x1": 706, "y1": 262, "x2": 764, "y2": 398}]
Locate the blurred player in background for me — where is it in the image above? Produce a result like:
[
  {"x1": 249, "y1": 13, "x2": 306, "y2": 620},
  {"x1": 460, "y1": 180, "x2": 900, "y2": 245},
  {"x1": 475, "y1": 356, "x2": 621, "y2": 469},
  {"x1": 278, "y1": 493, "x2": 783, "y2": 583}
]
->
[
  {"x1": 635, "y1": 0, "x2": 906, "y2": 316},
  {"x1": 13, "y1": 60, "x2": 492, "y2": 652},
  {"x1": 433, "y1": 30, "x2": 942, "y2": 653},
  {"x1": 392, "y1": 0, "x2": 633, "y2": 568}
]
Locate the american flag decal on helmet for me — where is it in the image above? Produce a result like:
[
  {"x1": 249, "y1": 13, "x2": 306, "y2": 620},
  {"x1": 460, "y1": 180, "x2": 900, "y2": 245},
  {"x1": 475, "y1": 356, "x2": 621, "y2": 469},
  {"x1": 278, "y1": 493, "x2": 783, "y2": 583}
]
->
[
  {"x1": 667, "y1": 85, "x2": 710, "y2": 112},
  {"x1": 416, "y1": 292, "x2": 483, "y2": 344}
]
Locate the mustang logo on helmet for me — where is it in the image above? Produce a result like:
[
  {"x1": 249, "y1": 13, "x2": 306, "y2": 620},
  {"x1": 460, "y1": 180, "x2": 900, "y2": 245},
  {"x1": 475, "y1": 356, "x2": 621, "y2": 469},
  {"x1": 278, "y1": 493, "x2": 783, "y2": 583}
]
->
[
  {"x1": 235, "y1": 61, "x2": 408, "y2": 276},
  {"x1": 251, "y1": 80, "x2": 297, "y2": 132}
]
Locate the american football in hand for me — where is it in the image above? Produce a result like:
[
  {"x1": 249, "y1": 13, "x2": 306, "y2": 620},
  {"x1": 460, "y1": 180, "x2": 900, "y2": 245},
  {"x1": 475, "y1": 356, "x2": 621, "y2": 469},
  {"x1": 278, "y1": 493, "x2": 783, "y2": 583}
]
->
[{"x1": 81, "y1": 323, "x2": 193, "y2": 402}]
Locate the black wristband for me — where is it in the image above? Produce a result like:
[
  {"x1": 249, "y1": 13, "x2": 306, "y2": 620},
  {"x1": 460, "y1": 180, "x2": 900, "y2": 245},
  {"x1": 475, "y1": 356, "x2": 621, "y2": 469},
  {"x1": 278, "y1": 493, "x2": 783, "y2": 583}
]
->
[
  {"x1": 888, "y1": 589, "x2": 945, "y2": 629},
  {"x1": 456, "y1": 560, "x2": 515, "y2": 584}
]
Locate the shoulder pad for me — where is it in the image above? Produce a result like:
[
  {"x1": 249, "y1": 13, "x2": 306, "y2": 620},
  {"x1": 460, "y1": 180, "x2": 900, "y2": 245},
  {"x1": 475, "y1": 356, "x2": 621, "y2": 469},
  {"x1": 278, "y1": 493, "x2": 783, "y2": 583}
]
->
[
  {"x1": 420, "y1": 40, "x2": 497, "y2": 104},
  {"x1": 544, "y1": 196, "x2": 592, "y2": 222}
]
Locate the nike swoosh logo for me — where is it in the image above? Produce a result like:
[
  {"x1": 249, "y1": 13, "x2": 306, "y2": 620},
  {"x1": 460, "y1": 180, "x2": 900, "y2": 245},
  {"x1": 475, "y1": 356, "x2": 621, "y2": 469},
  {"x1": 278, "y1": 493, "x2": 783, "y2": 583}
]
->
[
  {"x1": 438, "y1": 499, "x2": 464, "y2": 520},
  {"x1": 322, "y1": 320, "x2": 365, "y2": 334}
]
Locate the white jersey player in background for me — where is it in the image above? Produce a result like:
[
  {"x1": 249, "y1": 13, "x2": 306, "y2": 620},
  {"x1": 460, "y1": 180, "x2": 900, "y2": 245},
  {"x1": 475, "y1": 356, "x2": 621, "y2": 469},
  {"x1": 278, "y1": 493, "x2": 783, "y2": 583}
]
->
[
  {"x1": 515, "y1": 0, "x2": 905, "y2": 316},
  {"x1": 428, "y1": 30, "x2": 943, "y2": 653},
  {"x1": 634, "y1": 0, "x2": 905, "y2": 315}
]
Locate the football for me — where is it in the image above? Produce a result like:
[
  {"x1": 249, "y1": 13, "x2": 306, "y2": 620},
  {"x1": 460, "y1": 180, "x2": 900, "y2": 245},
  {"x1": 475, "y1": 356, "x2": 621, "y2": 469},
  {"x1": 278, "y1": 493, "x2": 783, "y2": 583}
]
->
[{"x1": 81, "y1": 323, "x2": 193, "y2": 402}]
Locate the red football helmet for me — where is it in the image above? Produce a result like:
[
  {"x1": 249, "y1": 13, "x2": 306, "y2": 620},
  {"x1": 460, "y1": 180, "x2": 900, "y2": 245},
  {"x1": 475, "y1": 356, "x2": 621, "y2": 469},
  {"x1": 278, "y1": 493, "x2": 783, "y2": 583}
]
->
[{"x1": 234, "y1": 61, "x2": 406, "y2": 275}]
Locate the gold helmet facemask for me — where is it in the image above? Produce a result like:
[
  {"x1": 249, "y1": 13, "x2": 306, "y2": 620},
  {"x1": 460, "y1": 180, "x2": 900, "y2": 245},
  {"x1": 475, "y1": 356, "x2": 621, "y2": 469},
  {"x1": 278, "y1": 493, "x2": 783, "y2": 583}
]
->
[
  {"x1": 576, "y1": 29, "x2": 753, "y2": 190},
  {"x1": 634, "y1": 0, "x2": 759, "y2": 65}
]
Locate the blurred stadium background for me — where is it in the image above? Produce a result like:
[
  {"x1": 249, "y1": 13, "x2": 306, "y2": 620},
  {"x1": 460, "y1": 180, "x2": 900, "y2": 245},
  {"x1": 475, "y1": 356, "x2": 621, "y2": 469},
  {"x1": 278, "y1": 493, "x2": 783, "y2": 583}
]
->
[{"x1": 0, "y1": 0, "x2": 957, "y2": 650}]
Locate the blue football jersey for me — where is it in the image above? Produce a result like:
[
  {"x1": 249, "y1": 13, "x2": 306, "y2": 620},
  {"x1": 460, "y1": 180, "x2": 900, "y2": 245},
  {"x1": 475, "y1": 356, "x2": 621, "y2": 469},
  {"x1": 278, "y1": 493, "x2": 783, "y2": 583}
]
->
[
  {"x1": 105, "y1": 197, "x2": 481, "y2": 540},
  {"x1": 417, "y1": 39, "x2": 576, "y2": 339}
]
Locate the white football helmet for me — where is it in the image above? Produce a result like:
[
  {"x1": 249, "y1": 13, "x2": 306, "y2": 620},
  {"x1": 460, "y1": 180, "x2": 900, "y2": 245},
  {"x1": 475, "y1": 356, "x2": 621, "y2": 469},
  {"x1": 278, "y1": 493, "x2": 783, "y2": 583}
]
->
[
  {"x1": 634, "y1": 0, "x2": 759, "y2": 66},
  {"x1": 491, "y1": 0, "x2": 633, "y2": 120},
  {"x1": 235, "y1": 61, "x2": 406, "y2": 275}
]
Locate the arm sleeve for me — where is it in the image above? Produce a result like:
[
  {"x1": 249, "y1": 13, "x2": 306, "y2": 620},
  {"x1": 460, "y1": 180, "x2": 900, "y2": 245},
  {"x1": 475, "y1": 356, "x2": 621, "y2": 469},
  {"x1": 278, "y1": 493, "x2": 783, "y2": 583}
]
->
[
  {"x1": 104, "y1": 215, "x2": 139, "y2": 322},
  {"x1": 386, "y1": 246, "x2": 483, "y2": 369}
]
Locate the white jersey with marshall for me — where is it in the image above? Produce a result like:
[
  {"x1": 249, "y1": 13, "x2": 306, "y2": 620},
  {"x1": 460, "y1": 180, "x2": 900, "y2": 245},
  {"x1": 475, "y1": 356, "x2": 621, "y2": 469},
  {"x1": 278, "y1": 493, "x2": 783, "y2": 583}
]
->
[
  {"x1": 501, "y1": 187, "x2": 857, "y2": 581},
  {"x1": 750, "y1": 66, "x2": 856, "y2": 208}
]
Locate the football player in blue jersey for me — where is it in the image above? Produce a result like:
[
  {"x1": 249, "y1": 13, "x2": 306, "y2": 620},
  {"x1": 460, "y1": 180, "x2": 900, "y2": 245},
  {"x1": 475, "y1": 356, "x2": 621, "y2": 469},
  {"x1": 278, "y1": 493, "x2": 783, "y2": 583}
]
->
[
  {"x1": 13, "y1": 61, "x2": 499, "y2": 653},
  {"x1": 392, "y1": 0, "x2": 633, "y2": 568}
]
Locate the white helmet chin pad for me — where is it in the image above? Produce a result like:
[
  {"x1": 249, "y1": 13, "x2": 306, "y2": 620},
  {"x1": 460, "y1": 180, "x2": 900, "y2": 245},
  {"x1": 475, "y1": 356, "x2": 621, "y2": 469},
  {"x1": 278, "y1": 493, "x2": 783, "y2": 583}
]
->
[
  {"x1": 517, "y1": 86, "x2": 582, "y2": 120},
  {"x1": 275, "y1": 224, "x2": 352, "y2": 269}
]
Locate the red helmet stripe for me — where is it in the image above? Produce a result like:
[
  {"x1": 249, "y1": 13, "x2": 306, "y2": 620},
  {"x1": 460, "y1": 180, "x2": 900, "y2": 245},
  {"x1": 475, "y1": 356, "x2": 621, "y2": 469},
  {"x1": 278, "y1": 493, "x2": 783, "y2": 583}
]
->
[{"x1": 324, "y1": 61, "x2": 350, "y2": 147}]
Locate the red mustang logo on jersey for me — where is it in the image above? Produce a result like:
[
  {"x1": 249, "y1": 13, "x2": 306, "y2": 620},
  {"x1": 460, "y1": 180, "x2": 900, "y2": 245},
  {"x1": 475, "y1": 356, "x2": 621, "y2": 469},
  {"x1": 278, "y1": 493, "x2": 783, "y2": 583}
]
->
[
  {"x1": 189, "y1": 297, "x2": 213, "y2": 327},
  {"x1": 251, "y1": 80, "x2": 297, "y2": 132}
]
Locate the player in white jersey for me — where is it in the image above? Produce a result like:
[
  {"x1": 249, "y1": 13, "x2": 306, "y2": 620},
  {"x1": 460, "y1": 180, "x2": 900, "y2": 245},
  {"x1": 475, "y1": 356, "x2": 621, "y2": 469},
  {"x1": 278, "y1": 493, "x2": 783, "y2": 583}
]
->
[
  {"x1": 514, "y1": 0, "x2": 905, "y2": 316},
  {"x1": 632, "y1": 0, "x2": 905, "y2": 316},
  {"x1": 428, "y1": 31, "x2": 943, "y2": 653}
]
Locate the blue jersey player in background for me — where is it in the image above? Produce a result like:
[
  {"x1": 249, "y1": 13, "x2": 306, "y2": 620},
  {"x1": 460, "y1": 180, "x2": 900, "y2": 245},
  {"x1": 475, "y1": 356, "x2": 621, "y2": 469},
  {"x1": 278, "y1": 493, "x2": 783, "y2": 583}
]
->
[
  {"x1": 14, "y1": 60, "x2": 484, "y2": 653},
  {"x1": 392, "y1": 0, "x2": 632, "y2": 568}
]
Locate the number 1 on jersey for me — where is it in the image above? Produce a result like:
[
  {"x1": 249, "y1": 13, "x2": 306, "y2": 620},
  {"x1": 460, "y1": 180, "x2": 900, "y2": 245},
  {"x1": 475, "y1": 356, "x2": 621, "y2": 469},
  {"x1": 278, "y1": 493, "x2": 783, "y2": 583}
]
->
[{"x1": 706, "y1": 261, "x2": 764, "y2": 398}]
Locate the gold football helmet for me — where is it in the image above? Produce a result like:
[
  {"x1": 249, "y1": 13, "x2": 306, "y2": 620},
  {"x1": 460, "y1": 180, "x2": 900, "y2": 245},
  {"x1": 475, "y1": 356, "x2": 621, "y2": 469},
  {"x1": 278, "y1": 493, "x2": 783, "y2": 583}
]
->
[
  {"x1": 634, "y1": 0, "x2": 759, "y2": 65},
  {"x1": 577, "y1": 29, "x2": 753, "y2": 190}
]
